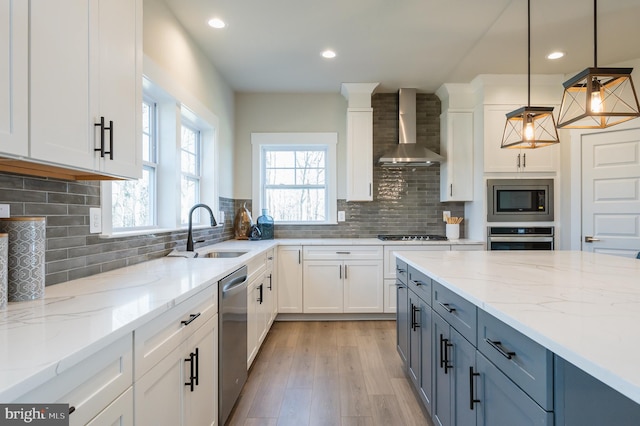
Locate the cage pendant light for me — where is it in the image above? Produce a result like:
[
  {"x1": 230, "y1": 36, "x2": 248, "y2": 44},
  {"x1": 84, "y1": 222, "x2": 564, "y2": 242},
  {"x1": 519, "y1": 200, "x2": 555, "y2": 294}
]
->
[
  {"x1": 557, "y1": 0, "x2": 640, "y2": 129},
  {"x1": 501, "y1": 0, "x2": 559, "y2": 149}
]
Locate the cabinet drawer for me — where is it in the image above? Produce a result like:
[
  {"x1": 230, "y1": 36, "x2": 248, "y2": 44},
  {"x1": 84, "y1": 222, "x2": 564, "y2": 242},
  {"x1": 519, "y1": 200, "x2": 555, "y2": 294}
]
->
[
  {"x1": 15, "y1": 334, "x2": 132, "y2": 426},
  {"x1": 477, "y1": 353, "x2": 553, "y2": 425},
  {"x1": 265, "y1": 248, "x2": 275, "y2": 271},
  {"x1": 395, "y1": 259, "x2": 408, "y2": 285},
  {"x1": 407, "y1": 266, "x2": 431, "y2": 305},
  {"x1": 247, "y1": 252, "x2": 267, "y2": 280},
  {"x1": 477, "y1": 310, "x2": 553, "y2": 410},
  {"x1": 303, "y1": 245, "x2": 382, "y2": 260},
  {"x1": 134, "y1": 284, "x2": 216, "y2": 379},
  {"x1": 432, "y1": 281, "x2": 476, "y2": 344}
]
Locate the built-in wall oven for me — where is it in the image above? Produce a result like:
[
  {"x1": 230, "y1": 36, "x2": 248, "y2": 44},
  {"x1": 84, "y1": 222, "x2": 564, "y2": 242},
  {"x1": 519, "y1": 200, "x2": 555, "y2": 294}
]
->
[{"x1": 487, "y1": 226, "x2": 554, "y2": 251}]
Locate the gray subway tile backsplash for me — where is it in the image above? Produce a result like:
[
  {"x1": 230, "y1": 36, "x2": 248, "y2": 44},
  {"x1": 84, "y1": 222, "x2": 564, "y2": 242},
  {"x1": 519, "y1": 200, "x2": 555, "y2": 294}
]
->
[{"x1": 0, "y1": 92, "x2": 463, "y2": 286}]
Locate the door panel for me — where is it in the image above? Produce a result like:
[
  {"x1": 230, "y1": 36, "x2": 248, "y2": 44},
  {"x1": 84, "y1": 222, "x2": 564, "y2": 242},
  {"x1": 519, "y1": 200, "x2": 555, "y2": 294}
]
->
[{"x1": 582, "y1": 128, "x2": 640, "y2": 257}]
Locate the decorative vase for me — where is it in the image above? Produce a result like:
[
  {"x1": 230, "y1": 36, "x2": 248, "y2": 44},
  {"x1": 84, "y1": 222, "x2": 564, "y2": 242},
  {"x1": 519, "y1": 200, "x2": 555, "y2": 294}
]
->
[
  {"x1": 0, "y1": 217, "x2": 46, "y2": 302},
  {"x1": 233, "y1": 203, "x2": 253, "y2": 240},
  {"x1": 257, "y1": 209, "x2": 274, "y2": 240},
  {"x1": 0, "y1": 233, "x2": 7, "y2": 309}
]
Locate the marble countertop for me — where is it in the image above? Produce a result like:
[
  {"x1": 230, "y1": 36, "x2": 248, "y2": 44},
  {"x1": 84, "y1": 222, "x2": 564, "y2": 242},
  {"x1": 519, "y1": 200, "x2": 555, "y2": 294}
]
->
[
  {"x1": 0, "y1": 239, "x2": 277, "y2": 401},
  {"x1": 276, "y1": 238, "x2": 483, "y2": 246},
  {"x1": 395, "y1": 250, "x2": 640, "y2": 405}
]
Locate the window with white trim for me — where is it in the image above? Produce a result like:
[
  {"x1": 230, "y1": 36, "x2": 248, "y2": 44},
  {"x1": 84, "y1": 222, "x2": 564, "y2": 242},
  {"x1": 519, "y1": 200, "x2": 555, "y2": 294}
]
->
[
  {"x1": 101, "y1": 76, "x2": 219, "y2": 236},
  {"x1": 252, "y1": 133, "x2": 337, "y2": 224}
]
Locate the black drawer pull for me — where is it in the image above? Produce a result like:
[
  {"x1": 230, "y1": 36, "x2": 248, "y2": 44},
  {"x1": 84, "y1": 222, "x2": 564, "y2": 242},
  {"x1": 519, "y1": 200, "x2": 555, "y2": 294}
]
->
[
  {"x1": 469, "y1": 367, "x2": 480, "y2": 410},
  {"x1": 181, "y1": 312, "x2": 201, "y2": 326},
  {"x1": 411, "y1": 304, "x2": 420, "y2": 330},
  {"x1": 336, "y1": 251, "x2": 351, "y2": 255},
  {"x1": 68, "y1": 406, "x2": 76, "y2": 415},
  {"x1": 185, "y1": 351, "x2": 196, "y2": 391},
  {"x1": 268, "y1": 273, "x2": 273, "y2": 290},
  {"x1": 444, "y1": 340, "x2": 453, "y2": 374},
  {"x1": 396, "y1": 267, "x2": 406, "y2": 274},
  {"x1": 438, "y1": 302, "x2": 456, "y2": 313},
  {"x1": 485, "y1": 338, "x2": 516, "y2": 359}
]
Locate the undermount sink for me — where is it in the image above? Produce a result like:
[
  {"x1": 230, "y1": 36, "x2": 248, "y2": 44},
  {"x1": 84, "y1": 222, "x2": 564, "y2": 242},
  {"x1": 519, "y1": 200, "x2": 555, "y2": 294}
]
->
[{"x1": 200, "y1": 251, "x2": 249, "y2": 259}]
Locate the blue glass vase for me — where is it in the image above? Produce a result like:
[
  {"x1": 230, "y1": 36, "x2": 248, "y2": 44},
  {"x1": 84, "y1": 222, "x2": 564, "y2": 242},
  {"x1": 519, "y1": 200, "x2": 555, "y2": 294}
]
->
[{"x1": 257, "y1": 209, "x2": 274, "y2": 240}]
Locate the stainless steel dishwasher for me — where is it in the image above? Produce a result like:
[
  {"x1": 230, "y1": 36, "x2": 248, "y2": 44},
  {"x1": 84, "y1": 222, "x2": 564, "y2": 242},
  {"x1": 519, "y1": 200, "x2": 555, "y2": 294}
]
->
[{"x1": 218, "y1": 265, "x2": 248, "y2": 425}]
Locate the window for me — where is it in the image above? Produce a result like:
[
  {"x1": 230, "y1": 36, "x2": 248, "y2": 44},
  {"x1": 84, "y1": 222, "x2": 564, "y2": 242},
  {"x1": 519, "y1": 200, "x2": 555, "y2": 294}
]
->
[
  {"x1": 180, "y1": 121, "x2": 202, "y2": 224},
  {"x1": 252, "y1": 133, "x2": 337, "y2": 224},
  {"x1": 111, "y1": 98, "x2": 157, "y2": 230},
  {"x1": 101, "y1": 74, "x2": 219, "y2": 236}
]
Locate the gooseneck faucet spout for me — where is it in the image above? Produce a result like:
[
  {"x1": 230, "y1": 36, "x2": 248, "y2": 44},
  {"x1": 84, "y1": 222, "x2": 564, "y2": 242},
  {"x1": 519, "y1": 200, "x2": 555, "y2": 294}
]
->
[{"x1": 187, "y1": 203, "x2": 217, "y2": 252}]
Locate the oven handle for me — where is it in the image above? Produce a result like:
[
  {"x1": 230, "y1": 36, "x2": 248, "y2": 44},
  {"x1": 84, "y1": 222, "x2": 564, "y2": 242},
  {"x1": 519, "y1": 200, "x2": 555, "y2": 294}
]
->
[{"x1": 488, "y1": 236, "x2": 553, "y2": 242}]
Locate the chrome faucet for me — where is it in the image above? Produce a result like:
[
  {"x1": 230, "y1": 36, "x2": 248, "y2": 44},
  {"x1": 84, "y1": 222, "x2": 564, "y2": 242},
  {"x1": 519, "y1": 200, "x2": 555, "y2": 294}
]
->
[{"x1": 187, "y1": 203, "x2": 217, "y2": 252}]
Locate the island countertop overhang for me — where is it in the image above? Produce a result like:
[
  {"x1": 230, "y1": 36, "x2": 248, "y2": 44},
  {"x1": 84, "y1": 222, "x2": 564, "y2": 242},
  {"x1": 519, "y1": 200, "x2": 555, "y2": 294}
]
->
[{"x1": 394, "y1": 250, "x2": 640, "y2": 405}]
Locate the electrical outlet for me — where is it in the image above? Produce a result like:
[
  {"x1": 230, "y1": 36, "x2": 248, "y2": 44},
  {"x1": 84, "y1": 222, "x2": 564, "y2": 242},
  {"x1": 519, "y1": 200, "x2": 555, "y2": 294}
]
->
[
  {"x1": 0, "y1": 204, "x2": 9, "y2": 218},
  {"x1": 218, "y1": 211, "x2": 225, "y2": 224},
  {"x1": 338, "y1": 211, "x2": 346, "y2": 222},
  {"x1": 89, "y1": 208, "x2": 102, "y2": 233},
  {"x1": 443, "y1": 211, "x2": 451, "y2": 222}
]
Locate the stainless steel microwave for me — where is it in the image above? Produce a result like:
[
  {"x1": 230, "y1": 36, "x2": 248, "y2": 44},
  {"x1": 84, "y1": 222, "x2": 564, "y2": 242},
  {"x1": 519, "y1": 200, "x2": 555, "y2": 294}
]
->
[{"x1": 487, "y1": 179, "x2": 554, "y2": 222}]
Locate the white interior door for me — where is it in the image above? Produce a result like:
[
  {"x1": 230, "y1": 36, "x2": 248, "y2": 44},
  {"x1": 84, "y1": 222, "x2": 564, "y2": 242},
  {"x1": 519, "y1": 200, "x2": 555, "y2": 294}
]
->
[{"x1": 581, "y1": 128, "x2": 640, "y2": 257}]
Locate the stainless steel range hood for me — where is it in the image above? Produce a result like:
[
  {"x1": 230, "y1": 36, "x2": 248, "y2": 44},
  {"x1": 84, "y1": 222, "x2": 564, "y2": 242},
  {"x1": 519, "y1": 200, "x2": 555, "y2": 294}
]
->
[{"x1": 379, "y1": 88, "x2": 445, "y2": 166}]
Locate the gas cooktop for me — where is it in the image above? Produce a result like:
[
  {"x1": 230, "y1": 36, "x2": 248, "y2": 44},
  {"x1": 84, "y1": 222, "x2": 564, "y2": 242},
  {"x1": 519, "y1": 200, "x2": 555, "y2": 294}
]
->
[{"x1": 377, "y1": 234, "x2": 448, "y2": 241}]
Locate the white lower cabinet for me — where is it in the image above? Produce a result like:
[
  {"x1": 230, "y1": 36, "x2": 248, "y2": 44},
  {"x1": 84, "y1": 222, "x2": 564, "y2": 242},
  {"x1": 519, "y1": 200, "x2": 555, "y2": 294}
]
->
[
  {"x1": 383, "y1": 278, "x2": 397, "y2": 313},
  {"x1": 277, "y1": 245, "x2": 303, "y2": 313},
  {"x1": 247, "y1": 270, "x2": 265, "y2": 367},
  {"x1": 13, "y1": 333, "x2": 133, "y2": 426},
  {"x1": 134, "y1": 284, "x2": 218, "y2": 426},
  {"x1": 86, "y1": 387, "x2": 133, "y2": 426},
  {"x1": 302, "y1": 246, "x2": 383, "y2": 314}
]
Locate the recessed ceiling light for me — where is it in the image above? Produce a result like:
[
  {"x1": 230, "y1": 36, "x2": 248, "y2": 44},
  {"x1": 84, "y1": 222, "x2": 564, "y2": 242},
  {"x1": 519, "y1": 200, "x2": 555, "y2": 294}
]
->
[
  {"x1": 321, "y1": 50, "x2": 336, "y2": 59},
  {"x1": 208, "y1": 18, "x2": 226, "y2": 29},
  {"x1": 547, "y1": 51, "x2": 565, "y2": 60}
]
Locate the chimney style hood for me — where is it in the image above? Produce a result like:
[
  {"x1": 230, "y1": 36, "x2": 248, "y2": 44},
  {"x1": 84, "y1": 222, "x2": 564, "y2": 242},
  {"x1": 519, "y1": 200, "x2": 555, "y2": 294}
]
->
[{"x1": 379, "y1": 88, "x2": 445, "y2": 166}]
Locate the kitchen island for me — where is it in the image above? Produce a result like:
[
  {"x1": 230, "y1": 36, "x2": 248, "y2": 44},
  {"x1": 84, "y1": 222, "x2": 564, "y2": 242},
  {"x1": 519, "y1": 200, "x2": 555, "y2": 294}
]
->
[{"x1": 396, "y1": 250, "x2": 640, "y2": 424}]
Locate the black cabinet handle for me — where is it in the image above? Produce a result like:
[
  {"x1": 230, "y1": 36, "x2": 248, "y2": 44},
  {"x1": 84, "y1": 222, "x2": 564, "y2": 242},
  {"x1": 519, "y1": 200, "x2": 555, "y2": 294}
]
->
[
  {"x1": 517, "y1": 153, "x2": 521, "y2": 168},
  {"x1": 439, "y1": 334, "x2": 445, "y2": 369},
  {"x1": 438, "y1": 302, "x2": 456, "y2": 313},
  {"x1": 523, "y1": 153, "x2": 526, "y2": 168},
  {"x1": 106, "y1": 120, "x2": 113, "y2": 160},
  {"x1": 469, "y1": 367, "x2": 480, "y2": 410},
  {"x1": 258, "y1": 284, "x2": 263, "y2": 304},
  {"x1": 396, "y1": 267, "x2": 406, "y2": 275},
  {"x1": 339, "y1": 265, "x2": 342, "y2": 279},
  {"x1": 68, "y1": 406, "x2": 76, "y2": 415},
  {"x1": 344, "y1": 265, "x2": 348, "y2": 279},
  {"x1": 194, "y1": 347, "x2": 199, "y2": 386},
  {"x1": 94, "y1": 116, "x2": 106, "y2": 158},
  {"x1": 444, "y1": 340, "x2": 453, "y2": 374},
  {"x1": 181, "y1": 312, "x2": 201, "y2": 326},
  {"x1": 268, "y1": 274, "x2": 272, "y2": 290},
  {"x1": 412, "y1": 279, "x2": 427, "y2": 287},
  {"x1": 185, "y1": 351, "x2": 195, "y2": 391},
  {"x1": 450, "y1": 183, "x2": 453, "y2": 197},
  {"x1": 395, "y1": 281, "x2": 406, "y2": 288},
  {"x1": 298, "y1": 250, "x2": 301, "y2": 264},
  {"x1": 411, "y1": 304, "x2": 420, "y2": 330},
  {"x1": 485, "y1": 338, "x2": 516, "y2": 359},
  {"x1": 336, "y1": 251, "x2": 351, "y2": 255}
]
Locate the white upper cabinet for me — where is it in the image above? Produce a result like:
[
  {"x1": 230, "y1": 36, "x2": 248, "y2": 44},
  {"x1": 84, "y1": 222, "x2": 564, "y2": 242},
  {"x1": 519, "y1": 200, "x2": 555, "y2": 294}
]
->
[
  {"x1": 29, "y1": 0, "x2": 141, "y2": 179},
  {"x1": 342, "y1": 83, "x2": 379, "y2": 201},
  {"x1": 436, "y1": 84, "x2": 474, "y2": 202},
  {"x1": 440, "y1": 112, "x2": 473, "y2": 201},
  {"x1": 0, "y1": 0, "x2": 28, "y2": 156},
  {"x1": 483, "y1": 104, "x2": 558, "y2": 173}
]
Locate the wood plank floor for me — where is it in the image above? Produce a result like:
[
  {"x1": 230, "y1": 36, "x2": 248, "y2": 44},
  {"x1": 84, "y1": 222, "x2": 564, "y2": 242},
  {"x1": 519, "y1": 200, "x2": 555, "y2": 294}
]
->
[{"x1": 227, "y1": 321, "x2": 434, "y2": 426}]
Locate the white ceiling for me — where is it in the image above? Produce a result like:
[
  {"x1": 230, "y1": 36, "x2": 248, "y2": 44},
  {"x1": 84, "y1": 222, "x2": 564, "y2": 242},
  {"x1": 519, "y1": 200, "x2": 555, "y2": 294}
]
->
[{"x1": 161, "y1": 0, "x2": 640, "y2": 93}]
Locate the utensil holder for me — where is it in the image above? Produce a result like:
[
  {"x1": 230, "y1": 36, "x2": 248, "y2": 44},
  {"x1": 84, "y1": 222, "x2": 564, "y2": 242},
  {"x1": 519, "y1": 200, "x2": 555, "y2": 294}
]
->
[
  {"x1": 446, "y1": 223, "x2": 460, "y2": 240},
  {"x1": 0, "y1": 217, "x2": 46, "y2": 302}
]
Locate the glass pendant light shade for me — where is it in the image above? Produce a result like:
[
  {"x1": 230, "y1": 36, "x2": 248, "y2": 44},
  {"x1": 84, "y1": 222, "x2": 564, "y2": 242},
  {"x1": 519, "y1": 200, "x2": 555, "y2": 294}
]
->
[
  {"x1": 502, "y1": 106, "x2": 560, "y2": 149},
  {"x1": 500, "y1": 0, "x2": 559, "y2": 149},
  {"x1": 557, "y1": 67, "x2": 640, "y2": 128}
]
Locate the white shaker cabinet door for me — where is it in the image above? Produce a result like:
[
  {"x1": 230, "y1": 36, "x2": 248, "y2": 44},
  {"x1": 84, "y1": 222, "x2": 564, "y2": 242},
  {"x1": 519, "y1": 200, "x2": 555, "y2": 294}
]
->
[
  {"x1": 343, "y1": 260, "x2": 383, "y2": 313},
  {"x1": 277, "y1": 246, "x2": 303, "y2": 313},
  {"x1": 29, "y1": 0, "x2": 95, "y2": 170},
  {"x1": 303, "y1": 260, "x2": 343, "y2": 313},
  {"x1": 0, "y1": 0, "x2": 28, "y2": 156}
]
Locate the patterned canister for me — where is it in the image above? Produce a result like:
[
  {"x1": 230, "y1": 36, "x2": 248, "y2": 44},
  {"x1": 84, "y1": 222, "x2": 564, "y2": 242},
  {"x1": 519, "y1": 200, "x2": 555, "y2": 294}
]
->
[
  {"x1": 0, "y1": 233, "x2": 7, "y2": 308},
  {"x1": 0, "y1": 217, "x2": 46, "y2": 302}
]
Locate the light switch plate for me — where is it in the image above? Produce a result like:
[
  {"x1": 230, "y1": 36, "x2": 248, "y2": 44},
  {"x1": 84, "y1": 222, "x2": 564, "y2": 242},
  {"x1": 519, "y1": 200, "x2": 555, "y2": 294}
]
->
[
  {"x1": 443, "y1": 211, "x2": 451, "y2": 222},
  {"x1": 218, "y1": 211, "x2": 225, "y2": 224},
  {"x1": 89, "y1": 208, "x2": 102, "y2": 233},
  {"x1": 0, "y1": 204, "x2": 9, "y2": 218}
]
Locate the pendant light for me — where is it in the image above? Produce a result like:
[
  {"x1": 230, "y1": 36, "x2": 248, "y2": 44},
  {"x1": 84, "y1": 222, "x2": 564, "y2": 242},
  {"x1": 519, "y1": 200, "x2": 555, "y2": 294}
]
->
[
  {"x1": 557, "y1": 0, "x2": 640, "y2": 129},
  {"x1": 501, "y1": 0, "x2": 559, "y2": 149}
]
